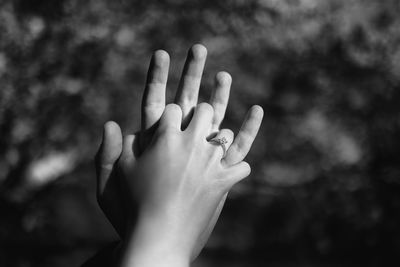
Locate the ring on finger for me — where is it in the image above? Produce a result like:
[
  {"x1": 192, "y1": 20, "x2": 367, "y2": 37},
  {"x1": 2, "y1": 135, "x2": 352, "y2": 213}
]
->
[{"x1": 209, "y1": 136, "x2": 228, "y2": 158}]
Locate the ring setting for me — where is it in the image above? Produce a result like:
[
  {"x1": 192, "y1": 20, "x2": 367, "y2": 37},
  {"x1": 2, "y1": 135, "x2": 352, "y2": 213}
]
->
[{"x1": 210, "y1": 136, "x2": 228, "y2": 157}]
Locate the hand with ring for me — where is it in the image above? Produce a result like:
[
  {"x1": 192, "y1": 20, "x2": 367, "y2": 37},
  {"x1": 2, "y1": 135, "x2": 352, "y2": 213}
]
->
[
  {"x1": 94, "y1": 44, "x2": 263, "y2": 265},
  {"x1": 118, "y1": 102, "x2": 257, "y2": 266}
]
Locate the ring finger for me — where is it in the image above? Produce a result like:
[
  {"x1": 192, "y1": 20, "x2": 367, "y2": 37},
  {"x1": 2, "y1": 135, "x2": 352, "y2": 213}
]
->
[{"x1": 209, "y1": 128, "x2": 234, "y2": 161}]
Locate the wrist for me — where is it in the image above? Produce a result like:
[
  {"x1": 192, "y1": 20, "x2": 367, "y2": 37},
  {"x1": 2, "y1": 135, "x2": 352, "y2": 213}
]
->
[{"x1": 118, "y1": 214, "x2": 191, "y2": 267}]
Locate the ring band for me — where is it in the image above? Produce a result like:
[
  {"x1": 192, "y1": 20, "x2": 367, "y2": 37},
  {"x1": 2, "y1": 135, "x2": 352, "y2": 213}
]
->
[{"x1": 210, "y1": 136, "x2": 228, "y2": 158}]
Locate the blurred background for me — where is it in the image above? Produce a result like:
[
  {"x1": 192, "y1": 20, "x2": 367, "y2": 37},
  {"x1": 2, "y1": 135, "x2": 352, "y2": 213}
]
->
[{"x1": 1, "y1": 0, "x2": 400, "y2": 266}]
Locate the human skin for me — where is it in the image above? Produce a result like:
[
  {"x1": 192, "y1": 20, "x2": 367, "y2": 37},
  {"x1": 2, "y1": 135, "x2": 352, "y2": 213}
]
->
[
  {"x1": 94, "y1": 44, "x2": 263, "y2": 262},
  {"x1": 117, "y1": 103, "x2": 256, "y2": 267}
]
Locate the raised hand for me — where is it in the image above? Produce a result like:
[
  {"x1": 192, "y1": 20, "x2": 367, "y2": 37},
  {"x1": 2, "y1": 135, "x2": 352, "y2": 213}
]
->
[
  {"x1": 94, "y1": 44, "x2": 263, "y2": 260},
  {"x1": 95, "y1": 49, "x2": 170, "y2": 237},
  {"x1": 117, "y1": 103, "x2": 254, "y2": 267}
]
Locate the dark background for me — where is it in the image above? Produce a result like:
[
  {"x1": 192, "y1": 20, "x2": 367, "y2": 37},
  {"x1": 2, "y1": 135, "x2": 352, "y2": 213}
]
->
[{"x1": 1, "y1": 0, "x2": 400, "y2": 266}]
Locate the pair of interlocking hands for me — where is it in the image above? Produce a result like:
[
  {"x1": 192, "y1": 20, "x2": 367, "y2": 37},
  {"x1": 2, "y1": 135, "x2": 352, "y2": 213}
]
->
[{"x1": 93, "y1": 44, "x2": 263, "y2": 267}]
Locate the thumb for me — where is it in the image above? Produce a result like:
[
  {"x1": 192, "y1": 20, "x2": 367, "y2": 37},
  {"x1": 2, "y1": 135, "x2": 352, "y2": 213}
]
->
[{"x1": 95, "y1": 121, "x2": 123, "y2": 196}]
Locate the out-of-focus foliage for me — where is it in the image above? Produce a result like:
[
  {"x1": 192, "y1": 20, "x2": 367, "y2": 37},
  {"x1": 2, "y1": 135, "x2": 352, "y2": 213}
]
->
[{"x1": 1, "y1": 0, "x2": 400, "y2": 266}]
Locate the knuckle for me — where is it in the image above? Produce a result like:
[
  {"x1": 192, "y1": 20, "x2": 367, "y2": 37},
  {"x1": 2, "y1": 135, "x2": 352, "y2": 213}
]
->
[
  {"x1": 159, "y1": 127, "x2": 178, "y2": 137},
  {"x1": 144, "y1": 104, "x2": 164, "y2": 122},
  {"x1": 237, "y1": 141, "x2": 248, "y2": 154},
  {"x1": 144, "y1": 103, "x2": 164, "y2": 113},
  {"x1": 100, "y1": 163, "x2": 114, "y2": 171},
  {"x1": 239, "y1": 135, "x2": 253, "y2": 152}
]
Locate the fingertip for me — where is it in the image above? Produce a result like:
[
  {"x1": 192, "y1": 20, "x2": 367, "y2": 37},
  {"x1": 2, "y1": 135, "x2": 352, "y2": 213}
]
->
[
  {"x1": 104, "y1": 121, "x2": 122, "y2": 139},
  {"x1": 252, "y1": 105, "x2": 264, "y2": 114},
  {"x1": 251, "y1": 105, "x2": 264, "y2": 119},
  {"x1": 160, "y1": 103, "x2": 183, "y2": 130},
  {"x1": 153, "y1": 49, "x2": 170, "y2": 65},
  {"x1": 96, "y1": 122, "x2": 122, "y2": 179},
  {"x1": 223, "y1": 128, "x2": 234, "y2": 139},
  {"x1": 190, "y1": 44, "x2": 207, "y2": 59},
  {"x1": 197, "y1": 102, "x2": 214, "y2": 115},
  {"x1": 104, "y1": 120, "x2": 120, "y2": 131},
  {"x1": 165, "y1": 103, "x2": 183, "y2": 115},
  {"x1": 215, "y1": 71, "x2": 232, "y2": 86},
  {"x1": 187, "y1": 103, "x2": 214, "y2": 134},
  {"x1": 103, "y1": 121, "x2": 122, "y2": 155}
]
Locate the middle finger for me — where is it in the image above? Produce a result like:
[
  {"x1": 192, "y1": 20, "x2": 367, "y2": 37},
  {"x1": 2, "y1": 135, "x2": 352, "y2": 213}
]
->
[{"x1": 175, "y1": 44, "x2": 207, "y2": 128}]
